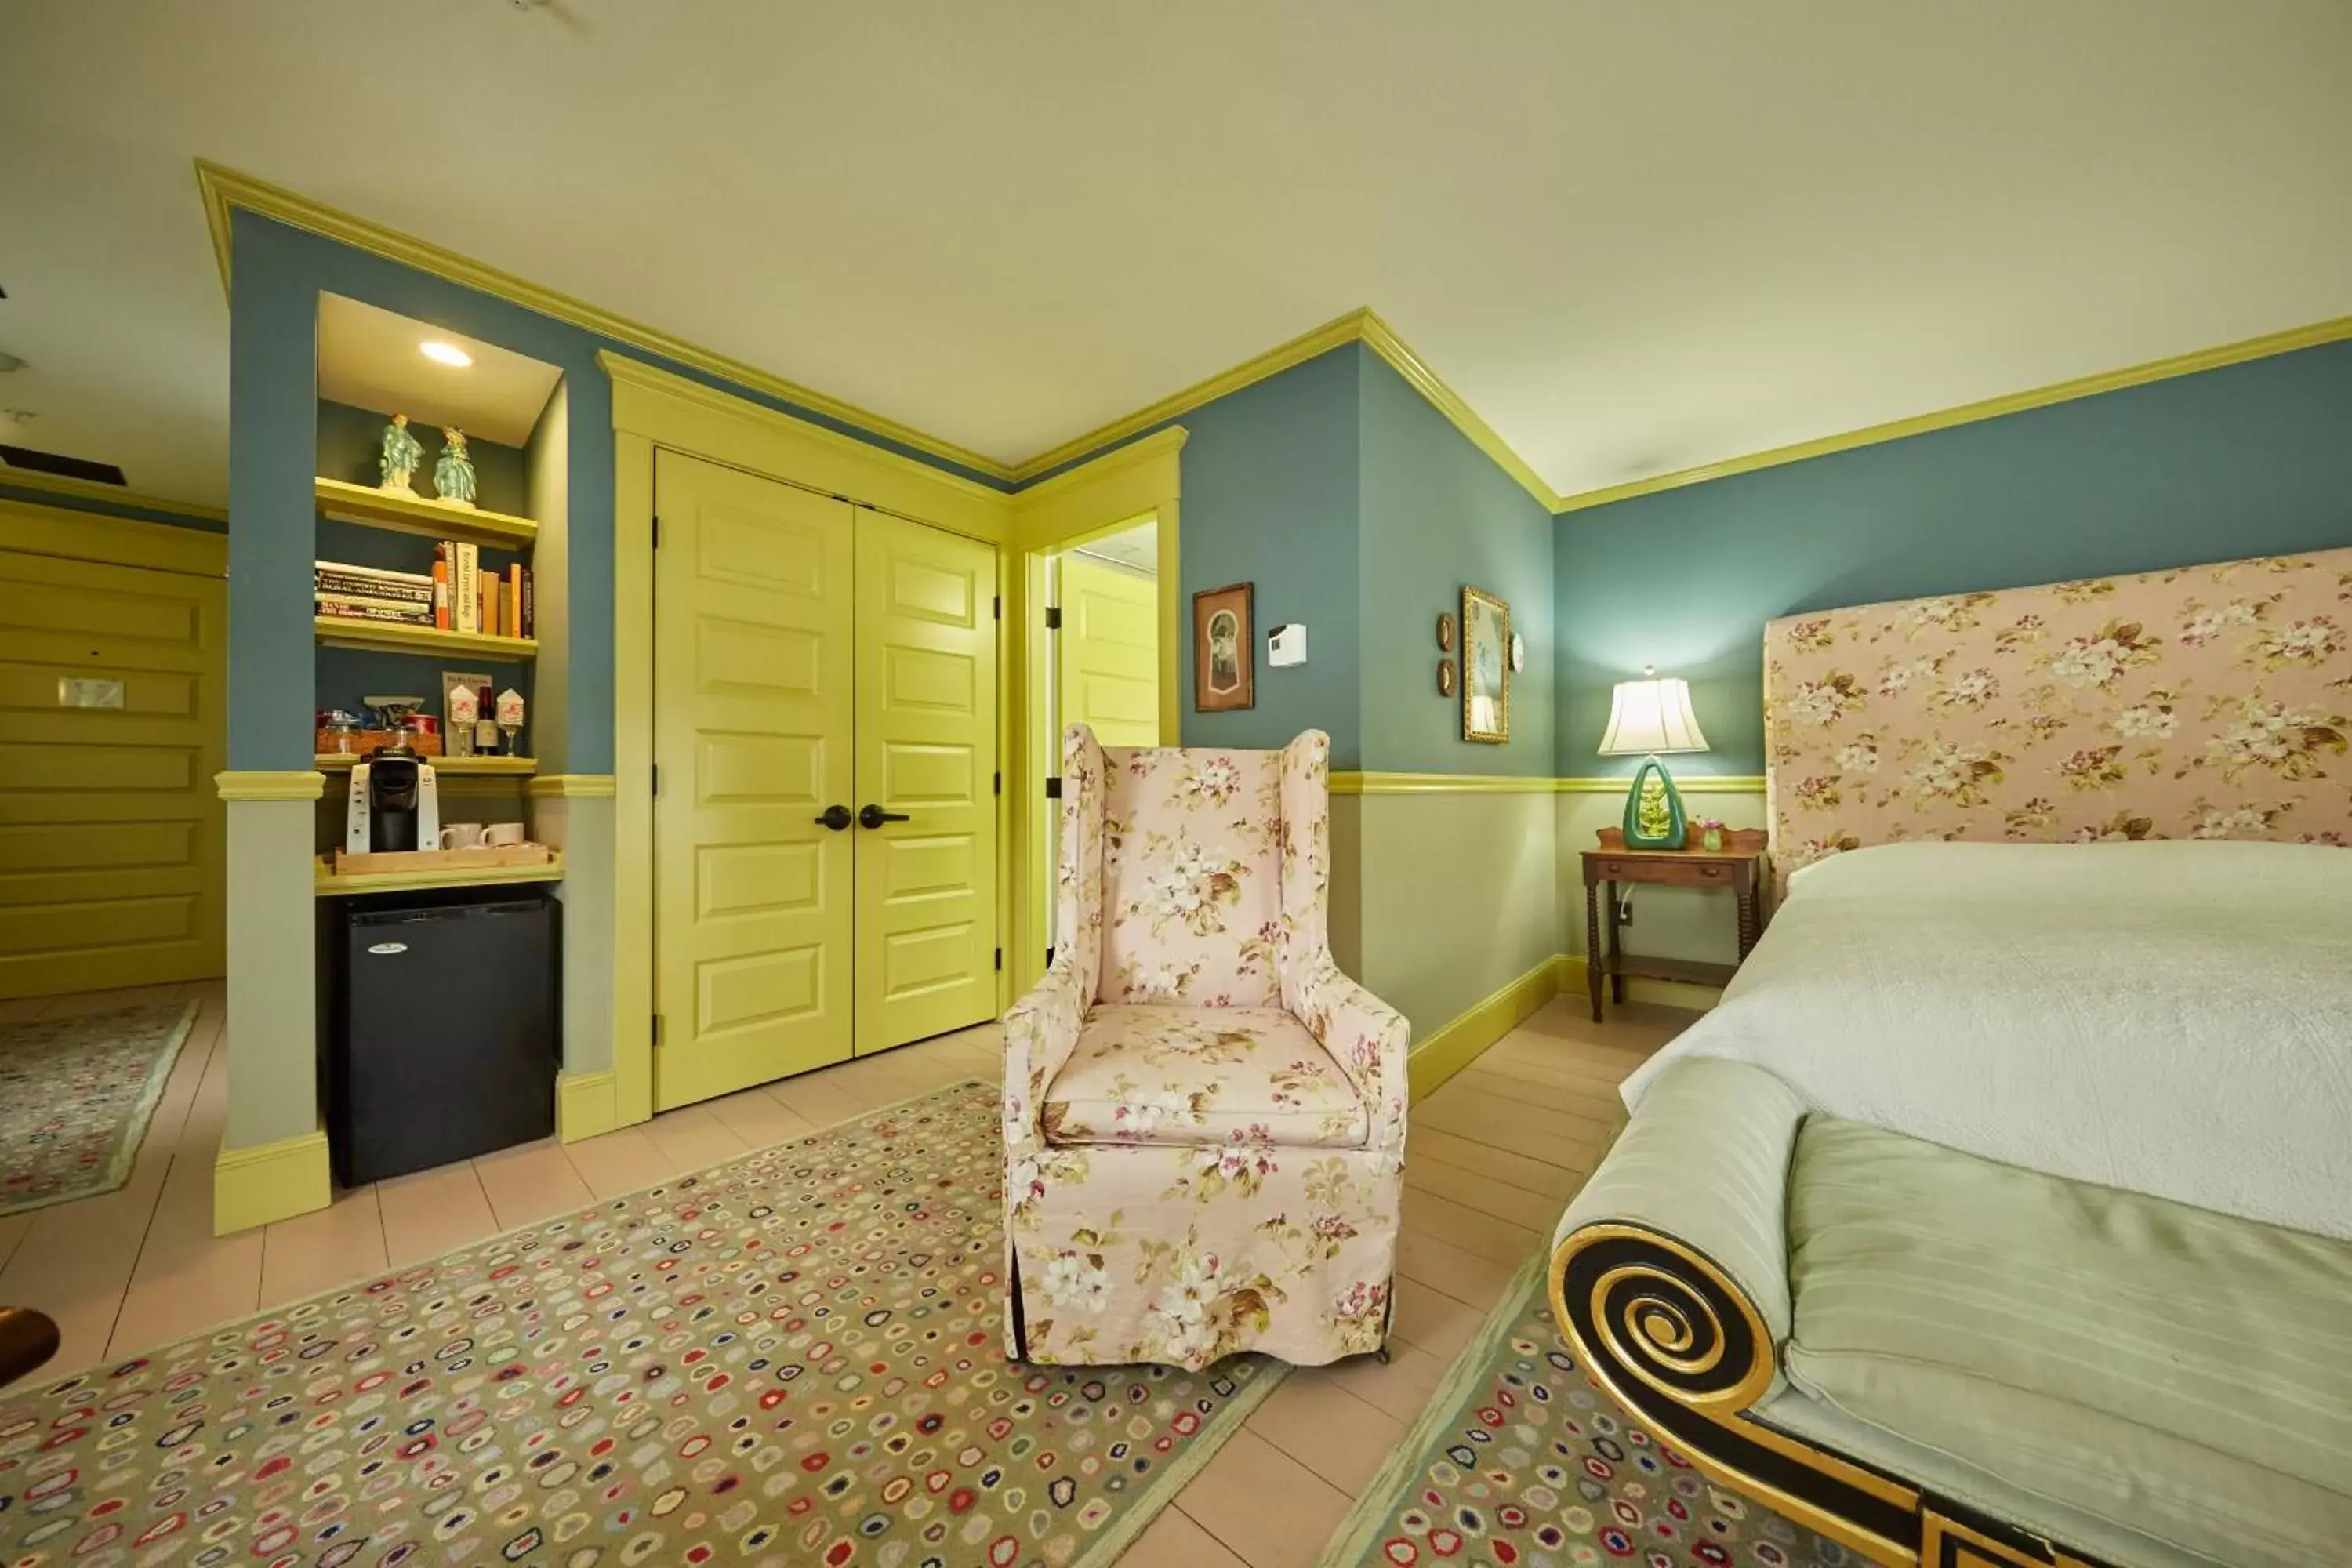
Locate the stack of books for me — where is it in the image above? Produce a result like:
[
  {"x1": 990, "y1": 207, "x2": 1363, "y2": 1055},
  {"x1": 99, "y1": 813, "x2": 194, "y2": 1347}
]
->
[
  {"x1": 315, "y1": 561, "x2": 434, "y2": 626},
  {"x1": 431, "y1": 543, "x2": 535, "y2": 639}
]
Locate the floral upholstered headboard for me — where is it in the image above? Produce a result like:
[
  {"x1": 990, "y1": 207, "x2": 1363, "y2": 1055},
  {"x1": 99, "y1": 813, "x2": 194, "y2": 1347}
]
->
[{"x1": 1765, "y1": 546, "x2": 2351, "y2": 877}]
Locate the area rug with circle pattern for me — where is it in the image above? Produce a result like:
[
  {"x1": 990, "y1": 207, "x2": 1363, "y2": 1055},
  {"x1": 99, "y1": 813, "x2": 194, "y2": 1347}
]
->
[
  {"x1": 0, "y1": 1079, "x2": 1284, "y2": 1568},
  {"x1": 0, "y1": 999, "x2": 196, "y2": 1219},
  {"x1": 1319, "y1": 1251, "x2": 1847, "y2": 1568}
]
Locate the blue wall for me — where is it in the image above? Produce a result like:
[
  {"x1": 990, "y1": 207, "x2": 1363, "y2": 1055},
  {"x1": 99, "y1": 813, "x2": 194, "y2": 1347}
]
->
[
  {"x1": 1555, "y1": 336, "x2": 2352, "y2": 775},
  {"x1": 1359, "y1": 352, "x2": 1554, "y2": 774},
  {"x1": 1170, "y1": 345, "x2": 1365, "y2": 761},
  {"x1": 227, "y1": 211, "x2": 1003, "y2": 772}
]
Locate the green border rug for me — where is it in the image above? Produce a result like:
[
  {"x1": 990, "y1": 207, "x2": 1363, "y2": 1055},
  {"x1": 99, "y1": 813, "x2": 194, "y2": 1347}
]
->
[
  {"x1": 0, "y1": 1079, "x2": 1284, "y2": 1568},
  {"x1": 0, "y1": 998, "x2": 196, "y2": 1219},
  {"x1": 1319, "y1": 1250, "x2": 1849, "y2": 1568}
]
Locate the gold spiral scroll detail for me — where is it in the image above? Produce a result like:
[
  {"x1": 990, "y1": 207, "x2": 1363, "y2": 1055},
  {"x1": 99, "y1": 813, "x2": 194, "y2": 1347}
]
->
[{"x1": 1595, "y1": 1265, "x2": 1730, "y2": 1381}]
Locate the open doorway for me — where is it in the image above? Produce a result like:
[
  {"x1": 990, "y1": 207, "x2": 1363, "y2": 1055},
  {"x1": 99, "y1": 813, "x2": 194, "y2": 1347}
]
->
[{"x1": 1034, "y1": 516, "x2": 1159, "y2": 961}]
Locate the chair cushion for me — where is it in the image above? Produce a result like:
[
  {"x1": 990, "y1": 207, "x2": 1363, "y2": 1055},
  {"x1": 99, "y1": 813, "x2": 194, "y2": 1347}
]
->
[
  {"x1": 1785, "y1": 1116, "x2": 2352, "y2": 1568},
  {"x1": 1098, "y1": 747, "x2": 1285, "y2": 1008},
  {"x1": 1041, "y1": 1005, "x2": 1368, "y2": 1149}
]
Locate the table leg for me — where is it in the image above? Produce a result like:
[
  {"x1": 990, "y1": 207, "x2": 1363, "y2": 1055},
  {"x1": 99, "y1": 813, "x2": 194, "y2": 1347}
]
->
[
  {"x1": 1606, "y1": 880, "x2": 1626, "y2": 1004},
  {"x1": 1584, "y1": 879, "x2": 1604, "y2": 1022},
  {"x1": 1737, "y1": 881, "x2": 1759, "y2": 959}
]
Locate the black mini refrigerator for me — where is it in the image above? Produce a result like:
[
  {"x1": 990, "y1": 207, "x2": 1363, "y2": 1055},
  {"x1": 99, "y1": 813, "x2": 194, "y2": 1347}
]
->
[{"x1": 325, "y1": 891, "x2": 557, "y2": 1186}]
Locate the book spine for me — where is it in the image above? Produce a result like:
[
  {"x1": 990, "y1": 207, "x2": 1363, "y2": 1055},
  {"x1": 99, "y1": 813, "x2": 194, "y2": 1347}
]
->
[
  {"x1": 454, "y1": 543, "x2": 479, "y2": 633},
  {"x1": 432, "y1": 545, "x2": 451, "y2": 630},
  {"x1": 315, "y1": 592, "x2": 434, "y2": 615},
  {"x1": 519, "y1": 566, "x2": 535, "y2": 639},
  {"x1": 507, "y1": 565, "x2": 523, "y2": 641},
  {"x1": 314, "y1": 575, "x2": 432, "y2": 602},
  {"x1": 485, "y1": 576, "x2": 501, "y2": 638},
  {"x1": 313, "y1": 561, "x2": 433, "y2": 588},
  {"x1": 317, "y1": 604, "x2": 431, "y2": 625}
]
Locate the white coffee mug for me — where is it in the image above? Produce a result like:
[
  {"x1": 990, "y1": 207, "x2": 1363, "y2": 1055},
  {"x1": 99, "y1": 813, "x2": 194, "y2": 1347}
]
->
[
  {"x1": 481, "y1": 821, "x2": 528, "y2": 848},
  {"x1": 438, "y1": 822, "x2": 485, "y2": 850}
]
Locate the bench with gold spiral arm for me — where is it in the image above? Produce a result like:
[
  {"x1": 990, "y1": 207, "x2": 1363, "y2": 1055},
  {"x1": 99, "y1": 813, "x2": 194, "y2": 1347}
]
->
[{"x1": 1546, "y1": 1059, "x2": 2110, "y2": 1568}]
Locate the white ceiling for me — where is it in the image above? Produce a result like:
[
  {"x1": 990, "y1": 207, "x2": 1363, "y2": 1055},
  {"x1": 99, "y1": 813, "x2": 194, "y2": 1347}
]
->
[
  {"x1": 318, "y1": 295, "x2": 561, "y2": 447},
  {"x1": 1070, "y1": 520, "x2": 1158, "y2": 576},
  {"x1": 4, "y1": 2, "x2": 2350, "y2": 513}
]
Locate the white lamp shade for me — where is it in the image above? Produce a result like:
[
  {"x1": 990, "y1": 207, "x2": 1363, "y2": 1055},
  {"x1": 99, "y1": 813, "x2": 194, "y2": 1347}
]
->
[{"x1": 1599, "y1": 674, "x2": 1709, "y2": 755}]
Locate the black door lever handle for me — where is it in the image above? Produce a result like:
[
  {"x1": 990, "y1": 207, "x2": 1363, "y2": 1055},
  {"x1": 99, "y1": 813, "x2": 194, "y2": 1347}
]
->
[
  {"x1": 858, "y1": 804, "x2": 911, "y2": 829},
  {"x1": 814, "y1": 804, "x2": 853, "y2": 831}
]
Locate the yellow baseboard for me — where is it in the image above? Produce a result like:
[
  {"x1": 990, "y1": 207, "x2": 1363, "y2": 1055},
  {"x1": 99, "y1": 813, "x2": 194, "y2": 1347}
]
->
[
  {"x1": 213, "y1": 1128, "x2": 332, "y2": 1234},
  {"x1": 1406, "y1": 955, "x2": 1568, "y2": 1102},
  {"x1": 557, "y1": 1069, "x2": 619, "y2": 1142}
]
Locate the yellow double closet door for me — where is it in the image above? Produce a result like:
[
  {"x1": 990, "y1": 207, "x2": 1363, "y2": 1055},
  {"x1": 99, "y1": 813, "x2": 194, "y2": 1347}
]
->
[{"x1": 652, "y1": 452, "x2": 999, "y2": 1111}]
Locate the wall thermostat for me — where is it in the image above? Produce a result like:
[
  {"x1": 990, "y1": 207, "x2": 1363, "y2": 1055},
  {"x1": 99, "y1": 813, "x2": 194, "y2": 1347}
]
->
[{"x1": 1267, "y1": 622, "x2": 1307, "y2": 668}]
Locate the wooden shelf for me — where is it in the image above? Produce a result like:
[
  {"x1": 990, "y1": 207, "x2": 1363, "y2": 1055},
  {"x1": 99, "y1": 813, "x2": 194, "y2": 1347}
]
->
[
  {"x1": 314, "y1": 616, "x2": 536, "y2": 662},
  {"x1": 314, "y1": 851, "x2": 564, "y2": 896},
  {"x1": 315, "y1": 476, "x2": 537, "y2": 549},
  {"x1": 1599, "y1": 953, "x2": 1738, "y2": 989},
  {"x1": 314, "y1": 753, "x2": 536, "y2": 775}
]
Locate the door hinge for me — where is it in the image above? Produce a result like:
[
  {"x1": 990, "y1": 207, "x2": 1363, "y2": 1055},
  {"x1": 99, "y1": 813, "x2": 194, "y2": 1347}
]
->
[
  {"x1": 993, "y1": 946, "x2": 1003, "y2": 972},
  {"x1": 1044, "y1": 605, "x2": 1062, "y2": 630},
  {"x1": 993, "y1": 770, "x2": 1001, "y2": 796},
  {"x1": 652, "y1": 1014, "x2": 663, "y2": 1047},
  {"x1": 1044, "y1": 775, "x2": 1062, "y2": 799},
  {"x1": 651, "y1": 764, "x2": 660, "y2": 797},
  {"x1": 992, "y1": 594, "x2": 1001, "y2": 620}
]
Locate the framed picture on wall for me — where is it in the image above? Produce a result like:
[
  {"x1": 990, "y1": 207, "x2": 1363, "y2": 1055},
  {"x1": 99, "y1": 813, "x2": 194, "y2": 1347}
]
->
[
  {"x1": 1192, "y1": 582, "x2": 1254, "y2": 712},
  {"x1": 1461, "y1": 585, "x2": 1510, "y2": 743}
]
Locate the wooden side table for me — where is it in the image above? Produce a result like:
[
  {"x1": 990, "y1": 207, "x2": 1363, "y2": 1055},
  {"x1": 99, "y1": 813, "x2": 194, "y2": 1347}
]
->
[{"x1": 1580, "y1": 827, "x2": 1768, "y2": 1022}]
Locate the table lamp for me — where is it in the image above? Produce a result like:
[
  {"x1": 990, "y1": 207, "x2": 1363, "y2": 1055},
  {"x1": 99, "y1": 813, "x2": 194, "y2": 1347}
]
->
[{"x1": 1599, "y1": 666, "x2": 1709, "y2": 848}]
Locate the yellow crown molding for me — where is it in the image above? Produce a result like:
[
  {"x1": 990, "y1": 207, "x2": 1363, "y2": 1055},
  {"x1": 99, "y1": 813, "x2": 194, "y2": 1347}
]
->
[
  {"x1": 194, "y1": 159, "x2": 1016, "y2": 484},
  {"x1": 527, "y1": 773, "x2": 618, "y2": 799},
  {"x1": 0, "y1": 465, "x2": 227, "y2": 525},
  {"x1": 213, "y1": 1127, "x2": 331, "y2": 1233},
  {"x1": 1356, "y1": 310, "x2": 1557, "y2": 510},
  {"x1": 1554, "y1": 313, "x2": 2352, "y2": 514},
  {"x1": 216, "y1": 769, "x2": 327, "y2": 800},
  {"x1": 1557, "y1": 774, "x2": 1766, "y2": 793}
]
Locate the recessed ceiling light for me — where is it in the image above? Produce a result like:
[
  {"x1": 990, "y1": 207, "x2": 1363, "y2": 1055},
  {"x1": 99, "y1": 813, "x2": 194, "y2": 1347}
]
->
[{"x1": 419, "y1": 340, "x2": 473, "y2": 368}]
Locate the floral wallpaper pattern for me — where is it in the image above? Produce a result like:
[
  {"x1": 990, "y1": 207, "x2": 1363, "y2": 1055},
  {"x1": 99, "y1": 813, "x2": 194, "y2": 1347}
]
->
[
  {"x1": 1003, "y1": 726, "x2": 1410, "y2": 1369},
  {"x1": 1765, "y1": 548, "x2": 2352, "y2": 878}
]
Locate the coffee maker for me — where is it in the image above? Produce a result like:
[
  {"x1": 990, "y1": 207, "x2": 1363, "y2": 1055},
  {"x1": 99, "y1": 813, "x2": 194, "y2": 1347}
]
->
[{"x1": 346, "y1": 746, "x2": 441, "y2": 854}]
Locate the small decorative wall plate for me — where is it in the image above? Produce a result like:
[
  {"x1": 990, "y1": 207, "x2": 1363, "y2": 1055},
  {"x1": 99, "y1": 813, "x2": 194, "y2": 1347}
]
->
[
  {"x1": 1509, "y1": 633, "x2": 1526, "y2": 672},
  {"x1": 1437, "y1": 659, "x2": 1456, "y2": 696},
  {"x1": 1436, "y1": 613, "x2": 1455, "y2": 652}
]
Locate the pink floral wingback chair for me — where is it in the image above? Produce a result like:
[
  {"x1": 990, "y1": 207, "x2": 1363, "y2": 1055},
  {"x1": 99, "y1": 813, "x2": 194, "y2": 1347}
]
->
[{"x1": 1002, "y1": 724, "x2": 1410, "y2": 1369}]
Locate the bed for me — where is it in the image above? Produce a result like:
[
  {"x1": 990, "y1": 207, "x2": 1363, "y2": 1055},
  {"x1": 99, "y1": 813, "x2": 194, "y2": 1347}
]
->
[{"x1": 1546, "y1": 547, "x2": 2352, "y2": 1568}]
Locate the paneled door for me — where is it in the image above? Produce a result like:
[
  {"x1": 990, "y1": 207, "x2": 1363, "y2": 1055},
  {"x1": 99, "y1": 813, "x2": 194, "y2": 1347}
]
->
[
  {"x1": 652, "y1": 452, "x2": 857, "y2": 1109},
  {"x1": 1057, "y1": 553, "x2": 1159, "y2": 746},
  {"x1": 0, "y1": 549, "x2": 225, "y2": 998},
  {"x1": 852, "y1": 508, "x2": 1000, "y2": 1055}
]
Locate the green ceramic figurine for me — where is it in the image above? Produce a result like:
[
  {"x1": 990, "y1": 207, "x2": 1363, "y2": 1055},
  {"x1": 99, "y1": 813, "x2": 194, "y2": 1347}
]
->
[
  {"x1": 434, "y1": 427, "x2": 477, "y2": 509},
  {"x1": 1623, "y1": 757, "x2": 1689, "y2": 848},
  {"x1": 378, "y1": 412, "x2": 423, "y2": 495}
]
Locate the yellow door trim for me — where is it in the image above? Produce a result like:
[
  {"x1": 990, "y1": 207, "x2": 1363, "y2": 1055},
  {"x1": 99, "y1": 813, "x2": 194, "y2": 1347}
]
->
[
  {"x1": 608, "y1": 370, "x2": 1015, "y2": 1130},
  {"x1": 213, "y1": 1127, "x2": 332, "y2": 1234},
  {"x1": 216, "y1": 771, "x2": 328, "y2": 800},
  {"x1": 1005, "y1": 435, "x2": 1185, "y2": 996},
  {"x1": 0, "y1": 496, "x2": 228, "y2": 575},
  {"x1": 197, "y1": 159, "x2": 1012, "y2": 485},
  {"x1": 556, "y1": 1069, "x2": 619, "y2": 1142}
]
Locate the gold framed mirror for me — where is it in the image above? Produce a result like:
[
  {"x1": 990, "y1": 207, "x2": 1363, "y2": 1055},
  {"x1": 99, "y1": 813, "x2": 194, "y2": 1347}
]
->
[{"x1": 1461, "y1": 585, "x2": 1510, "y2": 743}]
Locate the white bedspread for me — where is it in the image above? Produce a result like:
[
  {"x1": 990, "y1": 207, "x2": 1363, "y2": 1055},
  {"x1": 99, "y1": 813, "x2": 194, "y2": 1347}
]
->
[{"x1": 1621, "y1": 841, "x2": 2352, "y2": 1241}]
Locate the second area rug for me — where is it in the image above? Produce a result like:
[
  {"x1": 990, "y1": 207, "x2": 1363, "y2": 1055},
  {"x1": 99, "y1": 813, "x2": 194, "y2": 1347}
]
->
[
  {"x1": 1320, "y1": 1251, "x2": 1847, "y2": 1568},
  {"x1": 0, "y1": 998, "x2": 196, "y2": 1218},
  {"x1": 0, "y1": 1080, "x2": 1283, "y2": 1568}
]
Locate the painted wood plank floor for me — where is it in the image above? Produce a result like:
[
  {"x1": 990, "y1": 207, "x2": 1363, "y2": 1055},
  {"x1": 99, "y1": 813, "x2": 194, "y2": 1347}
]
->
[{"x1": 0, "y1": 980, "x2": 1692, "y2": 1568}]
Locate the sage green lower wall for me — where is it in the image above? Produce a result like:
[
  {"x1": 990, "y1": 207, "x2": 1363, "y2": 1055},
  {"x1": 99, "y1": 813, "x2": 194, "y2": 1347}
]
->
[
  {"x1": 1556, "y1": 786, "x2": 1769, "y2": 973},
  {"x1": 224, "y1": 797, "x2": 320, "y2": 1151},
  {"x1": 1353, "y1": 792, "x2": 1561, "y2": 1044},
  {"x1": 531, "y1": 790, "x2": 615, "y2": 1078}
]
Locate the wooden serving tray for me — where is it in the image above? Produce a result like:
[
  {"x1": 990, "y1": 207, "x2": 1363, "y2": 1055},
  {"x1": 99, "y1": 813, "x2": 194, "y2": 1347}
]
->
[{"x1": 330, "y1": 844, "x2": 554, "y2": 876}]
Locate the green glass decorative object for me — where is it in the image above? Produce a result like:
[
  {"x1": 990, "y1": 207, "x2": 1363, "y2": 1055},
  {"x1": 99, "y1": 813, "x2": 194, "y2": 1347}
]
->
[{"x1": 1622, "y1": 757, "x2": 1688, "y2": 849}]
